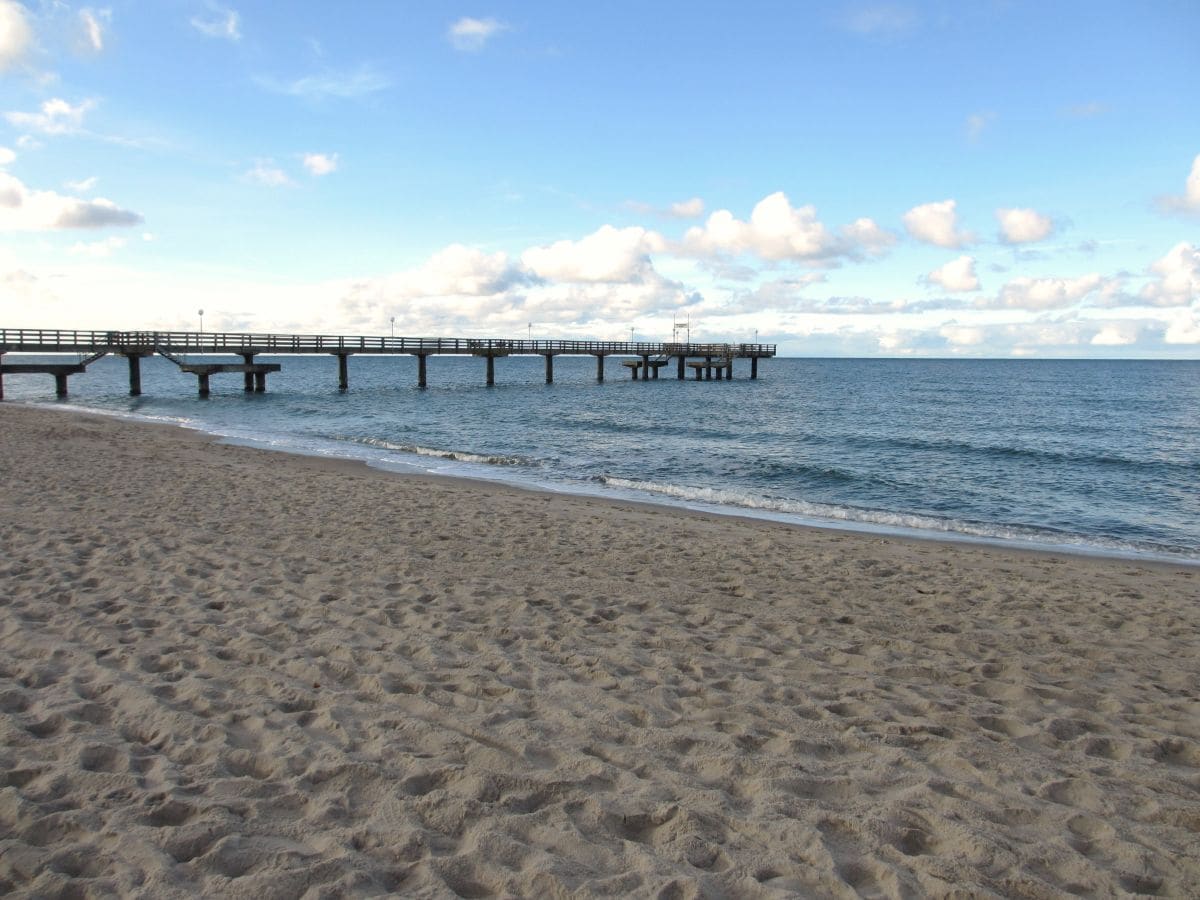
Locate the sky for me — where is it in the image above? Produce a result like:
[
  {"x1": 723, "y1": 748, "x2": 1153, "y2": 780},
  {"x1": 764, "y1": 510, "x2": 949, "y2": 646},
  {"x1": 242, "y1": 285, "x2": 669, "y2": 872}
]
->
[{"x1": 0, "y1": 0, "x2": 1198, "y2": 357}]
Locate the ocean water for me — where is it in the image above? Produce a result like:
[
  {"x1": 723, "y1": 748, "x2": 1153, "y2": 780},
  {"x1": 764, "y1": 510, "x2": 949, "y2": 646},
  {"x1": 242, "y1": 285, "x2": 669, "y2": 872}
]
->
[{"x1": 5, "y1": 352, "x2": 1199, "y2": 562}]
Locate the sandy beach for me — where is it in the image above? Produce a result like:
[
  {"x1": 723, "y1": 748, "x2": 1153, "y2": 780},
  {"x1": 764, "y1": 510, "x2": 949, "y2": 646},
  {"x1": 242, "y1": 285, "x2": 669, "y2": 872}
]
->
[{"x1": 1, "y1": 403, "x2": 1197, "y2": 898}]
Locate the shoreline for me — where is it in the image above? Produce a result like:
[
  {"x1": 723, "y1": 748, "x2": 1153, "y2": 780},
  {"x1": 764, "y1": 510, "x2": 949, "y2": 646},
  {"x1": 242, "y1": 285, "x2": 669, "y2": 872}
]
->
[
  {"x1": 21, "y1": 398, "x2": 1200, "y2": 569},
  {"x1": 2, "y1": 403, "x2": 1198, "y2": 896}
]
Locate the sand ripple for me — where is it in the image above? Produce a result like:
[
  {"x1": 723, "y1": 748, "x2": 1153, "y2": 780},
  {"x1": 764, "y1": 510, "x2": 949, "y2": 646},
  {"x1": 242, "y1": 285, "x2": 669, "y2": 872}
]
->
[{"x1": 1, "y1": 405, "x2": 1198, "y2": 897}]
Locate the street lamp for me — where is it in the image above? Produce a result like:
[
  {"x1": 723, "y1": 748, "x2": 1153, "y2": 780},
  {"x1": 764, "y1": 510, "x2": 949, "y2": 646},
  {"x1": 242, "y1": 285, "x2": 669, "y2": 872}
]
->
[
  {"x1": 198, "y1": 308, "x2": 204, "y2": 333},
  {"x1": 390, "y1": 316, "x2": 395, "y2": 337}
]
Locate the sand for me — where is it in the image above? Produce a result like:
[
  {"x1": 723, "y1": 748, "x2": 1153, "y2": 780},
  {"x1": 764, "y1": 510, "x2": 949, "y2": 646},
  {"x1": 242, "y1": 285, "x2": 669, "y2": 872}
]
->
[{"x1": 0, "y1": 403, "x2": 1198, "y2": 898}]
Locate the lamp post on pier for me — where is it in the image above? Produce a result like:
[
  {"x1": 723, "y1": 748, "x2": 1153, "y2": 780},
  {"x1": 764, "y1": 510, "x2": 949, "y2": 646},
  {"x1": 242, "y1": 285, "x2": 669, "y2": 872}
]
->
[
  {"x1": 390, "y1": 316, "x2": 395, "y2": 337},
  {"x1": 198, "y1": 308, "x2": 204, "y2": 333}
]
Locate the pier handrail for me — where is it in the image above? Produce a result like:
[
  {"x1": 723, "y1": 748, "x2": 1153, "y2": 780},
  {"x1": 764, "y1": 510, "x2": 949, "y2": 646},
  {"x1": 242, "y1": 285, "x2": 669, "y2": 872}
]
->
[{"x1": 0, "y1": 327, "x2": 776, "y2": 358}]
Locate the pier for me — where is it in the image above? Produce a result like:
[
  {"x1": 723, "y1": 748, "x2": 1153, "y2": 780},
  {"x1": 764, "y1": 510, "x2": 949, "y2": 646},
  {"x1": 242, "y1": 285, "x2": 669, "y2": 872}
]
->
[{"x1": 0, "y1": 328, "x2": 775, "y2": 398}]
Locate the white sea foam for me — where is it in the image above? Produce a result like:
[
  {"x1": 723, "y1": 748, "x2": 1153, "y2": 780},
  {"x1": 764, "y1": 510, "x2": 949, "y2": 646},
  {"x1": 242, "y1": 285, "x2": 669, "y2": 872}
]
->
[
  {"x1": 347, "y1": 436, "x2": 534, "y2": 467},
  {"x1": 595, "y1": 475, "x2": 1198, "y2": 562}
]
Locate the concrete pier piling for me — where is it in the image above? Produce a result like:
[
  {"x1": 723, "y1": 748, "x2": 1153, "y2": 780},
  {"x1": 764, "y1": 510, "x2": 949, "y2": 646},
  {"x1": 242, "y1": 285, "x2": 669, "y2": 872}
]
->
[
  {"x1": 336, "y1": 353, "x2": 349, "y2": 390},
  {"x1": 127, "y1": 354, "x2": 143, "y2": 396}
]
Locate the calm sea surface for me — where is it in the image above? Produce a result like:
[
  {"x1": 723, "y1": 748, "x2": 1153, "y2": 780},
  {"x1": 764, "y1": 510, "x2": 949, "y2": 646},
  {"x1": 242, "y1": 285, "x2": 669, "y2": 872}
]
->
[{"x1": 7, "y1": 354, "x2": 1199, "y2": 562}]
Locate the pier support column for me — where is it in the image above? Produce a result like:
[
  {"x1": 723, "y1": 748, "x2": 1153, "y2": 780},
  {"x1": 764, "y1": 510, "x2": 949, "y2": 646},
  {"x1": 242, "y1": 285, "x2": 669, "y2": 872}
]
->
[
  {"x1": 486, "y1": 355, "x2": 495, "y2": 386},
  {"x1": 2, "y1": 353, "x2": 7, "y2": 401},
  {"x1": 596, "y1": 354, "x2": 605, "y2": 382},
  {"x1": 417, "y1": 354, "x2": 428, "y2": 388},
  {"x1": 677, "y1": 355, "x2": 685, "y2": 379},
  {"x1": 337, "y1": 353, "x2": 349, "y2": 391},
  {"x1": 127, "y1": 354, "x2": 143, "y2": 396},
  {"x1": 726, "y1": 361, "x2": 733, "y2": 380},
  {"x1": 693, "y1": 365, "x2": 702, "y2": 381},
  {"x1": 652, "y1": 362, "x2": 660, "y2": 379},
  {"x1": 544, "y1": 354, "x2": 554, "y2": 384},
  {"x1": 254, "y1": 372, "x2": 266, "y2": 392},
  {"x1": 242, "y1": 353, "x2": 256, "y2": 391},
  {"x1": 715, "y1": 366, "x2": 723, "y2": 381},
  {"x1": 198, "y1": 373, "x2": 210, "y2": 397},
  {"x1": 641, "y1": 355, "x2": 650, "y2": 381},
  {"x1": 55, "y1": 373, "x2": 69, "y2": 397},
  {"x1": 751, "y1": 357, "x2": 758, "y2": 380}
]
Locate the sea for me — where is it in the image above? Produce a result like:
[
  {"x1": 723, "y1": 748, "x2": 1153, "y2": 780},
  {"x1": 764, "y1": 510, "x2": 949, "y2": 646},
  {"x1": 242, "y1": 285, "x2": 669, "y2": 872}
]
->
[{"x1": 5, "y1": 352, "x2": 1199, "y2": 563}]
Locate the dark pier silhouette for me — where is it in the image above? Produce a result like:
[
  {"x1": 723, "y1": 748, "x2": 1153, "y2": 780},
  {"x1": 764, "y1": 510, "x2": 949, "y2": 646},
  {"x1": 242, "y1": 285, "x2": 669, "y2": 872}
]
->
[{"x1": 0, "y1": 328, "x2": 776, "y2": 399}]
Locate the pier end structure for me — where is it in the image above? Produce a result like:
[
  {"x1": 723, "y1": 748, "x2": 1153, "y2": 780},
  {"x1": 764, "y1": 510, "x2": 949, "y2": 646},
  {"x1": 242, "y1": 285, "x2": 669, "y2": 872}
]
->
[{"x1": 0, "y1": 329, "x2": 776, "y2": 396}]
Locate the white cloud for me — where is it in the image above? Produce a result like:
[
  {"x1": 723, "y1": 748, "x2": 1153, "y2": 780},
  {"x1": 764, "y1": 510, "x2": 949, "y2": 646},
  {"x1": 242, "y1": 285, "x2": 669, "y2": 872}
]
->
[
  {"x1": 966, "y1": 112, "x2": 995, "y2": 142},
  {"x1": 1139, "y1": 242, "x2": 1199, "y2": 307},
  {"x1": 0, "y1": 146, "x2": 15, "y2": 166},
  {"x1": 1164, "y1": 311, "x2": 1200, "y2": 345},
  {"x1": 939, "y1": 324, "x2": 986, "y2": 348},
  {"x1": 683, "y1": 193, "x2": 828, "y2": 260},
  {"x1": 842, "y1": 5, "x2": 916, "y2": 37},
  {"x1": 840, "y1": 217, "x2": 896, "y2": 256},
  {"x1": 380, "y1": 244, "x2": 525, "y2": 298},
  {"x1": 257, "y1": 65, "x2": 391, "y2": 101},
  {"x1": 448, "y1": 17, "x2": 508, "y2": 52},
  {"x1": 79, "y1": 8, "x2": 108, "y2": 53},
  {"x1": 997, "y1": 207, "x2": 1054, "y2": 244},
  {"x1": 65, "y1": 176, "x2": 97, "y2": 192},
  {"x1": 191, "y1": 5, "x2": 240, "y2": 41},
  {"x1": 1064, "y1": 101, "x2": 1109, "y2": 119},
  {"x1": 926, "y1": 255, "x2": 980, "y2": 292},
  {"x1": 69, "y1": 236, "x2": 126, "y2": 258},
  {"x1": 336, "y1": 229, "x2": 695, "y2": 337},
  {"x1": 0, "y1": 171, "x2": 142, "y2": 230},
  {"x1": 243, "y1": 160, "x2": 292, "y2": 187},
  {"x1": 5, "y1": 98, "x2": 95, "y2": 135},
  {"x1": 1156, "y1": 154, "x2": 1200, "y2": 215},
  {"x1": 1090, "y1": 323, "x2": 1139, "y2": 346},
  {"x1": 0, "y1": 0, "x2": 33, "y2": 72},
  {"x1": 302, "y1": 152, "x2": 338, "y2": 176},
  {"x1": 522, "y1": 225, "x2": 665, "y2": 283},
  {"x1": 902, "y1": 199, "x2": 973, "y2": 248},
  {"x1": 625, "y1": 197, "x2": 706, "y2": 220},
  {"x1": 669, "y1": 197, "x2": 704, "y2": 219},
  {"x1": 979, "y1": 273, "x2": 1106, "y2": 311}
]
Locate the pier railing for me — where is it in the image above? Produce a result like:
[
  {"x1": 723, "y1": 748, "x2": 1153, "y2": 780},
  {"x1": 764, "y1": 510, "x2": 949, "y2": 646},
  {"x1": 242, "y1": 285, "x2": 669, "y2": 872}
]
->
[{"x1": 0, "y1": 328, "x2": 776, "y2": 358}]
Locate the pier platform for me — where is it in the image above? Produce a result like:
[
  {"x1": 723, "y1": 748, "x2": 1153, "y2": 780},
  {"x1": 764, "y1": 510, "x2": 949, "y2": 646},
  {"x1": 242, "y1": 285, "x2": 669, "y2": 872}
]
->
[{"x1": 0, "y1": 328, "x2": 775, "y2": 398}]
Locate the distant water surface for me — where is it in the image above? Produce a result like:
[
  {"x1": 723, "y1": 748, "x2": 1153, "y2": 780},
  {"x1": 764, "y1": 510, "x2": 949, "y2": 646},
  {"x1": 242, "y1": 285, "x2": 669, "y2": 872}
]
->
[{"x1": 7, "y1": 354, "x2": 1199, "y2": 562}]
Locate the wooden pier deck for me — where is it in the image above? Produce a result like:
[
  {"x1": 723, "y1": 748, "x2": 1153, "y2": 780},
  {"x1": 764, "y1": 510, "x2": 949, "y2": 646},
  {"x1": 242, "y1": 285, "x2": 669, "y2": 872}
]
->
[{"x1": 0, "y1": 328, "x2": 775, "y2": 398}]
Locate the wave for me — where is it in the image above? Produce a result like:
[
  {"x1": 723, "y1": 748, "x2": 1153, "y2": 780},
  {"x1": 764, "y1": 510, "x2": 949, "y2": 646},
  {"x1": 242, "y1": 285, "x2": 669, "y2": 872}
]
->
[
  {"x1": 595, "y1": 475, "x2": 1198, "y2": 560},
  {"x1": 338, "y1": 435, "x2": 538, "y2": 468},
  {"x1": 844, "y1": 431, "x2": 1200, "y2": 475}
]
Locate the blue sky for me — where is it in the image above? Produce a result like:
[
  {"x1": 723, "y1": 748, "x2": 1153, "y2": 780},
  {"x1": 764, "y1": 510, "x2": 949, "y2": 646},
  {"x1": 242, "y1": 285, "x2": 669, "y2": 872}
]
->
[{"x1": 1, "y1": 1, "x2": 1197, "y2": 356}]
